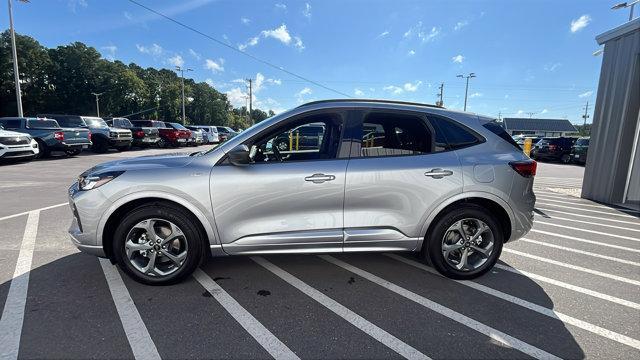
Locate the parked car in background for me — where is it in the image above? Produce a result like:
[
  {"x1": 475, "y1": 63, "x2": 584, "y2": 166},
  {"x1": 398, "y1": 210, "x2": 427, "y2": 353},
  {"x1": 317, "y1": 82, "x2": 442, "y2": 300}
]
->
[
  {"x1": 273, "y1": 123, "x2": 325, "y2": 151},
  {"x1": 0, "y1": 117, "x2": 90, "y2": 158},
  {"x1": 68, "y1": 99, "x2": 536, "y2": 285},
  {"x1": 192, "y1": 125, "x2": 219, "y2": 144},
  {"x1": 184, "y1": 126, "x2": 204, "y2": 146},
  {"x1": 570, "y1": 136, "x2": 590, "y2": 165},
  {"x1": 130, "y1": 120, "x2": 190, "y2": 147},
  {"x1": 530, "y1": 136, "x2": 577, "y2": 163},
  {"x1": 216, "y1": 126, "x2": 237, "y2": 142},
  {"x1": 0, "y1": 125, "x2": 39, "y2": 161},
  {"x1": 165, "y1": 122, "x2": 192, "y2": 147},
  {"x1": 38, "y1": 114, "x2": 132, "y2": 153},
  {"x1": 105, "y1": 117, "x2": 159, "y2": 148},
  {"x1": 186, "y1": 126, "x2": 209, "y2": 145}
]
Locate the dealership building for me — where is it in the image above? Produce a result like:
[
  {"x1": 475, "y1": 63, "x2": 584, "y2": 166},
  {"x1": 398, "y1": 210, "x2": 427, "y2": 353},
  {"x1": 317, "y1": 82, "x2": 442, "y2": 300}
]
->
[
  {"x1": 501, "y1": 118, "x2": 578, "y2": 137},
  {"x1": 582, "y1": 18, "x2": 640, "y2": 209}
]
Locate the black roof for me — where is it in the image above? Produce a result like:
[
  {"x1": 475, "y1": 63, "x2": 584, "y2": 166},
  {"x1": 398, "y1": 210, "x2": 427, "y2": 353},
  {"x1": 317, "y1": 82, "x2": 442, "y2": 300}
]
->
[{"x1": 503, "y1": 118, "x2": 577, "y2": 132}]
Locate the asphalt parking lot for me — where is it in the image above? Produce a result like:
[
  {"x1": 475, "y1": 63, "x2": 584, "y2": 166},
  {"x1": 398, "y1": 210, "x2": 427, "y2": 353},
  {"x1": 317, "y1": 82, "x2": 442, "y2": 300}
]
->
[{"x1": 1, "y1": 149, "x2": 639, "y2": 359}]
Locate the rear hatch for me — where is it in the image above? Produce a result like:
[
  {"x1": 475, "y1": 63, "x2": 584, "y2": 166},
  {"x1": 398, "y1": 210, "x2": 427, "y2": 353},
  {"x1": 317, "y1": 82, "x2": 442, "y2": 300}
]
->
[
  {"x1": 62, "y1": 128, "x2": 91, "y2": 146},
  {"x1": 140, "y1": 127, "x2": 159, "y2": 141}
]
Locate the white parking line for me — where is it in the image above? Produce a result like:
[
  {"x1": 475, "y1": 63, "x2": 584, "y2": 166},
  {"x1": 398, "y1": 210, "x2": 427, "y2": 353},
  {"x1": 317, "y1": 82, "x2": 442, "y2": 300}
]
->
[
  {"x1": 385, "y1": 254, "x2": 640, "y2": 350},
  {"x1": 193, "y1": 269, "x2": 300, "y2": 360},
  {"x1": 0, "y1": 211, "x2": 39, "y2": 360},
  {"x1": 536, "y1": 202, "x2": 637, "y2": 218},
  {"x1": 534, "y1": 221, "x2": 640, "y2": 242},
  {"x1": 536, "y1": 208, "x2": 640, "y2": 225},
  {"x1": 529, "y1": 229, "x2": 640, "y2": 253},
  {"x1": 520, "y1": 239, "x2": 640, "y2": 267},
  {"x1": 0, "y1": 203, "x2": 67, "y2": 222},
  {"x1": 534, "y1": 214, "x2": 640, "y2": 234},
  {"x1": 493, "y1": 264, "x2": 640, "y2": 310},
  {"x1": 100, "y1": 259, "x2": 161, "y2": 360},
  {"x1": 251, "y1": 257, "x2": 430, "y2": 360},
  {"x1": 504, "y1": 249, "x2": 640, "y2": 286},
  {"x1": 320, "y1": 255, "x2": 560, "y2": 360},
  {"x1": 535, "y1": 196, "x2": 640, "y2": 213}
]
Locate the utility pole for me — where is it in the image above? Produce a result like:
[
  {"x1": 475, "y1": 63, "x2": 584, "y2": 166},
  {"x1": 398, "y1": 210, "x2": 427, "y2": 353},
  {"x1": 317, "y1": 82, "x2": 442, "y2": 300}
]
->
[
  {"x1": 526, "y1": 112, "x2": 536, "y2": 119},
  {"x1": 175, "y1": 66, "x2": 193, "y2": 125},
  {"x1": 457, "y1": 73, "x2": 476, "y2": 111},
  {"x1": 436, "y1": 83, "x2": 444, "y2": 107},
  {"x1": 582, "y1": 101, "x2": 590, "y2": 126},
  {"x1": 498, "y1": 111, "x2": 502, "y2": 121},
  {"x1": 8, "y1": 0, "x2": 28, "y2": 117},
  {"x1": 246, "y1": 78, "x2": 253, "y2": 125},
  {"x1": 91, "y1": 92, "x2": 104, "y2": 117}
]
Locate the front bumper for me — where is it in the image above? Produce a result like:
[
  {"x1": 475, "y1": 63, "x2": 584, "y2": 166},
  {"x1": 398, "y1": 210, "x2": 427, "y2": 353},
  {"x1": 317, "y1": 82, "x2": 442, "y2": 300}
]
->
[
  {"x1": 67, "y1": 182, "x2": 111, "y2": 257},
  {"x1": 0, "y1": 143, "x2": 38, "y2": 159}
]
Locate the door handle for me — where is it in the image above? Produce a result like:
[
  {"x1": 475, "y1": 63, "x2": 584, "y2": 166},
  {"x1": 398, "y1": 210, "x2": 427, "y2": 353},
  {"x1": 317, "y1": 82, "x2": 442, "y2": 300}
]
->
[
  {"x1": 305, "y1": 173, "x2": 336, "y2": 184},
  {"x1": 424, "y1": 168, "x2": 453, "y2": 179}
]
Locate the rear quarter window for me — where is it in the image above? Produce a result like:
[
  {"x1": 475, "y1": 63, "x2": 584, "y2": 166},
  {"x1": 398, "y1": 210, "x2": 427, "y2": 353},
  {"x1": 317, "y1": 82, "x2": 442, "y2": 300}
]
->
[
  {"x1": 430, "y1": 116, "x2": 483, "y2": 150},
  {"x1": 481, "y1": 121, "x2": 521, "y2": 150}
]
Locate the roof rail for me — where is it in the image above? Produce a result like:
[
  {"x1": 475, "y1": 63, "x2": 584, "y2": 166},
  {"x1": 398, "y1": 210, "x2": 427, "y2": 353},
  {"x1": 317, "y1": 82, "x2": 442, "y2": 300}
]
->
[{"x1": 296, "y1": 98, "x2": 443, "y2": 109}]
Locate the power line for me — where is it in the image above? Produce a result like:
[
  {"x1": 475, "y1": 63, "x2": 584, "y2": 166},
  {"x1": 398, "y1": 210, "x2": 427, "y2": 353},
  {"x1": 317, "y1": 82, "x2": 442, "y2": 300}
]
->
[{"x1": 126, "y1": 0, "x2": 351, "y2": 98}]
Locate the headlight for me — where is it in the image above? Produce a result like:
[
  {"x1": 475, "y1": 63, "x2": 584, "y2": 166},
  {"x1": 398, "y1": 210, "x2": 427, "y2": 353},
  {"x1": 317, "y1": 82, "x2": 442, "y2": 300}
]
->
[{"x1": 78, "y1": 171, "x2": 124, "y2": 190}]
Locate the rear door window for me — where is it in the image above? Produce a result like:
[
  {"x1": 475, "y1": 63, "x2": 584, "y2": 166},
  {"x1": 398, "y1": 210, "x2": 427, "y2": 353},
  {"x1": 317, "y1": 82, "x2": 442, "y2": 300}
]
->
[
  {"x1": 356, "y1": 112, "x2": 438, "y2": 157},
  {"x1": 0, "y1": 119, "x2": 22, "y2": 129}
]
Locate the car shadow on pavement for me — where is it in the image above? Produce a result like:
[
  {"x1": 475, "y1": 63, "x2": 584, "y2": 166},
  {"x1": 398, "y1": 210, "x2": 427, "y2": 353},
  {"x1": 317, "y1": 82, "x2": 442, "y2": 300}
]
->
[{"x1": 0, "y1": 252, "x2": 585, "y2": 359}]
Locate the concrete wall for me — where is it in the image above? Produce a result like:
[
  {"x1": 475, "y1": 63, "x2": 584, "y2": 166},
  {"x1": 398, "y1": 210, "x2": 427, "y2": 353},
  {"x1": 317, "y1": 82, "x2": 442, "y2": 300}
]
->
[{"x1": 582, "y1": 19, "x2": 640, "y2": 205}]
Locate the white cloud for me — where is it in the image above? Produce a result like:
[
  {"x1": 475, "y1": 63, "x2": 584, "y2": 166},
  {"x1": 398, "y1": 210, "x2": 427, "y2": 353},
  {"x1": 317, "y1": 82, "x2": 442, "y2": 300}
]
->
[
  {"x1": 205, "y1": 78, "x2": 215, "y2": 87},
  {"x1": 254, "y1": 73, "x2": 266, "y2": 92},
  {"x1": 421, "y1": 27, "x2": 441, "y2": 42},
  {"x1": 68, "y1": 0, "x2": 87, "y2": 13},
  {"x1": 189, "y1": 49, "x2": 201, "y2": 60},
  {"x1": 452, "y1": 54, "x2": 464, "y2": 63},
  {"x1": 302, "y1": 3, "x2": 312, "y2": 18},
  {"x1": 469, "y1": 92, "x2": 482, "y2": 98},
  {"x1": 504, "y1": 94, "x2": 509, "y2": 99},
  {"x1": 544, "y1": 62, "x2": 561, "y2": 72},
  {"x1": 123, "y1": 11, "x2": 133, "y2": 21},
  {"x1": 383, "y1": 85, "x2": 404, "y2": 94},
  {"x1": 378, "y1": 30, "x2": 390, "y2": 38},
  {"x1": 540, "y1": 109, "x2": 548, "y2": 115},
  {"x1": 241, "y1": 17, "x2": 251, "y2": 25},
  {"x1": 293, "y1": 36, "x2": 305, "y2": 51},
  {"x1": 354, "y1": 88, "x2": 364, "y2": 96},
  {"x1": 275, "y1": 3, "x2": 287, "y2": 10},
  {"x1": 204, "y1": 58, "x2": 225, "y2": 73},
  {"x1": 136, "y1": 43, "x2": 163, "y2": 56},
  {"x1": 570, "y1": 15, "x2": 591, "y2": 33},
  {"x1": 226, "y1": 87, "x2": 248, "y2": 107},
  {"x1": 262, "y1": 24, "x2": 292, "y2": 44},
  {"x1": 296, "y1": 87, "x2": 312, "y2": 103},
  {"x1": 454, "y1": 20, "x2": 468, "y2": 31},
  {"x1": 578, "y1": 90, "x2": 593, "y2": 98},
  {"x1": 404, "y1": 22, "x2": 441, "y2": 43},
  {"x1": 167, "y1": 54, "x2": 184, "y2": 67},
  {"x1": 100, "y1": 45, "x2": 117, "y2": 60},
  {"x1": 407, "y1": 50, "x2": 416, "y2": 56},
  {"x1": 403, "y1": 81, "x2": 422, "y2": 92}
]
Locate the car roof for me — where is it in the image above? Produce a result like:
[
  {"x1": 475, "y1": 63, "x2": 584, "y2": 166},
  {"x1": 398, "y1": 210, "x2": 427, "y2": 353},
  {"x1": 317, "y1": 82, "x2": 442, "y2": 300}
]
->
[{"x1": 297, "y1": 99, "x2": 442, "y2": 110}]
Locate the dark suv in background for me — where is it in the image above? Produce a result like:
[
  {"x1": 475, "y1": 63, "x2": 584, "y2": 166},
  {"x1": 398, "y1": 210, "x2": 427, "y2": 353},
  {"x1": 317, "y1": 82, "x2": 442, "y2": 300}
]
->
[
  {"x1": 39, "y1": 114, "x2": 132, "y2": 152},
  {"x1": 530, "y1": 136, "x2": 577, "y2": 163},
  {"x1": 570, "y1": 136, "x2": 590, "y2": 165},
  {"x1": 130, "y1": 120, "x2": 190, "y2": 147},
  {"x1": 105, "y1": 117, "x2": 159, "y2": 148}
]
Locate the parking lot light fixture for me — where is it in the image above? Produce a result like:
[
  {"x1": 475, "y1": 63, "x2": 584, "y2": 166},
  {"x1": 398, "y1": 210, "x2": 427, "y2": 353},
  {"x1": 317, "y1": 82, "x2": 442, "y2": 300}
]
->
[
  {"x1": 91, "y1": 92, "x2": 104, "y2": 117},
  {"x1": 612, "y1": 1, "x2": 640, "y2": 21},
  {"x1": 8, "y1": 0, "x2": 30, "y2": 117}
]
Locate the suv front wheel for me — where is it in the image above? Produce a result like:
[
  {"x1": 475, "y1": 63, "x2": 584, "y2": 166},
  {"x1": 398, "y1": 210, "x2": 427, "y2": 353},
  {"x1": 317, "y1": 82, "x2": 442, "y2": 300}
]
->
[
  {"x1": 112, "y1": 202, "x2": 204, "y2": 285},
  {"x1": 424, "y1": 204, "x2": 503, "y2": 280}
]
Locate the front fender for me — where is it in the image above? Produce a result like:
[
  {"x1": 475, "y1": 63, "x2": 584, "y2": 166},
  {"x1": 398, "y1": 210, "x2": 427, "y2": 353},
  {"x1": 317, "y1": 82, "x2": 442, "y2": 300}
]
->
[{"x1": 96, "y1": 190, "x2": 220, "y2": 248}]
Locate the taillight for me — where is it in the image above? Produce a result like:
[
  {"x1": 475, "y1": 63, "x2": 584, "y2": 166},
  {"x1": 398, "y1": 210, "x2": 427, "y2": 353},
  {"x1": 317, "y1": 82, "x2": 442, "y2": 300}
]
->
[
  {"x1": 135, "y1": 130, "x2": 145, "y2": 138},
  {"x1": 509, "y1": 160, "x2": 537, "y2": 178},
  {"x1": 88, "y1": 131, "x2": 92, "y2": 141},
  {"x1": 54, "y1": 131, "x2": 64, "y2": 141}
]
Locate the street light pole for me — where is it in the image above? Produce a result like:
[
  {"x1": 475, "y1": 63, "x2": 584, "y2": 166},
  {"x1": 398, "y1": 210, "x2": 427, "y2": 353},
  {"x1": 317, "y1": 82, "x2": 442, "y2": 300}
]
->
[
  {"x1": 92, "y1": 92, "x2": 104, "y2": 117},
  {"x1": 612, "y1": 1, "x2": 640, "y2": 21},
  {"x1": 8, "y1": 0, "x2": 25, "y2": 117},
  {"x1": 175, "y1": 66, "x2": 193, "y2": 125},
  {"x1": 457, "y1": 73, "x2": 476, "y2": 112}
]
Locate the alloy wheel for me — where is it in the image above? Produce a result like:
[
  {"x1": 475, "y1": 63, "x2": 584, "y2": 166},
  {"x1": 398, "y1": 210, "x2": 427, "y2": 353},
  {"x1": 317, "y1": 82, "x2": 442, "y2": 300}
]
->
[
  {"x1": 441, "y1": 218, "x2": 494, "y2": 271},
  {"x1": 124, "y1": 218, "x2": 188, "y2": 277}
]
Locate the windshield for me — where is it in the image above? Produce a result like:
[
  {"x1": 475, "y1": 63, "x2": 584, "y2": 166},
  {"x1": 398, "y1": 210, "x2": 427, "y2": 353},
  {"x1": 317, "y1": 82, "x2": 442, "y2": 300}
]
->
[
  {"x1": 153, "y1": 121, "x2": 167, "y2": 128},
  {"x1": 119, "y1": 118, "x2": 133, "y2": 127},
  {"x1": 576, "y1": 138, "x2": 590, "y2": 146},
  {"x1": 83, "y1": 117, "x2": 108, "y2": 128},
  {"x1": 169, "y1": 123, "x2": 188, "y2": 130},
  {"x1": 54, "y1": 116, "x2": 84, "y2": 127}
]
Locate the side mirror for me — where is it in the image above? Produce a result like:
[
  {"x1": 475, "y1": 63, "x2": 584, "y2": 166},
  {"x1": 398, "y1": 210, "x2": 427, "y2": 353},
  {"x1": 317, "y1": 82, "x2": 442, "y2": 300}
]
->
[{"x1": 228, "y1": 144, "x2": 251, "y2": 166}]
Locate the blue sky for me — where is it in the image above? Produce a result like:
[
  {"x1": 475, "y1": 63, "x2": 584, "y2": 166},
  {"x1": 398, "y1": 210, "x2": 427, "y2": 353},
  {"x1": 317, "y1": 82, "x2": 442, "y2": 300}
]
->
[{"x1": 3, "y1": 0, "x2": 632, "y2": 122}]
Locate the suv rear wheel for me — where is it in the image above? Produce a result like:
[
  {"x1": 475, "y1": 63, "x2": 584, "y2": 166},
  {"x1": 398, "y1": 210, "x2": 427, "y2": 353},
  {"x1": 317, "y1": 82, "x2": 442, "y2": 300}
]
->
[
  {"x1": 112, "y1": 203, "x2": 204, "y2": 285},
  {"x1": 424, "y1": 204, "x2": 503, "y2": 279}
]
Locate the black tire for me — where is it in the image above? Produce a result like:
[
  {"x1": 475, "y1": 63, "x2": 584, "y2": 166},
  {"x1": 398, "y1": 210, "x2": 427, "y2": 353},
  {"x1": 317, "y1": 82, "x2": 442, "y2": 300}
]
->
[
  {"x1": 112, "y1": 202, "x2": 205, "y2": 285},
  {"x1": 157, "y1": 138, "x2": 167, "y2": 148},
  {"x1": 35, "y1": 139, "x2": 50, "y2": 159},
  {"x1": 423, "y1": 204, "x2": 503, "y2": 280},
  {"x1": 561, "y1": 154, "x2": 571, "y2": 164},
  {"x1": 91, "y1": 136, "x2": 109, "y2": 153},
  {"x1": 116, "y1": 144, "x2": 131, "y2": 152}
]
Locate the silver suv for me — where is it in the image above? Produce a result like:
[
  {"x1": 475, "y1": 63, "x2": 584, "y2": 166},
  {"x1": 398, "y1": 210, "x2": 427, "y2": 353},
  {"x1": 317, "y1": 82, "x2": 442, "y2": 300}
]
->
[{"x1": 68, "y1": 100, "x2": 536, "y2": 284}]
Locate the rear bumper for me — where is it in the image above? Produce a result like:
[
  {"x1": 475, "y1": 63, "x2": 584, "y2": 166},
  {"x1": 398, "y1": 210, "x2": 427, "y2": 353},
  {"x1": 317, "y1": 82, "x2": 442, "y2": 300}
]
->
[
  {"x1": 50, "y1": 141, "x2": 91, "y2": 151},
  {"x1": 132, "y1": 137, "x2": 159, "y2": 146}
]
